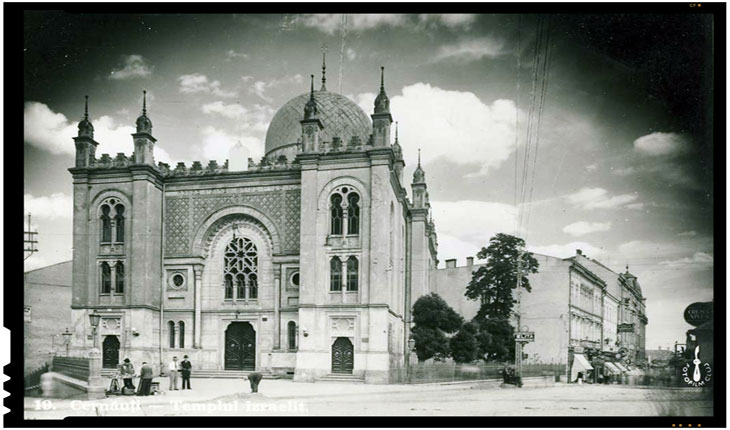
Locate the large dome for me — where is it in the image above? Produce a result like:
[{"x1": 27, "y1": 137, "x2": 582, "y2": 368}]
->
[{"x1": 264, "y1": 91, "x2": 372, "y2": 155}]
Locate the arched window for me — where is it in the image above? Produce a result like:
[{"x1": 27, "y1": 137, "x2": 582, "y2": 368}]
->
[
  {"x1": 223, "y1": 236, "x2": 258, "y2": 300},
  {"x1": 330, "y1": 257, "x2": 342, "y2": 291},
  {"x1": 115, "y1": 261, "x2": 124, "y2": 294},
  {"x1": 178, "y1": 321, "x2": 185, "y2": 349},
  {"x1": 330, "y1": 194, "x2": 343, "y2": 235},
  {"x1": 288, "y1": 321, "x2": 297, "y2": 350},
  {"x1": 168, "y1": 321, "x2": 175, "y2": 348},
  {"x1": 346, "y1": 256, "x2": 359, "y2": 291},
  {"x1": 101, "y1": 205, "x2": 112, "y2": 243},
  {"x1": 100, "y1": 262, "x2": 111, "y2": 294},
  {"x1": 347, "y1": 193, "x2": 360, "y2": 235},
  {"x1": 114, "y1": 205, "x2": 125, "y2": 243}
]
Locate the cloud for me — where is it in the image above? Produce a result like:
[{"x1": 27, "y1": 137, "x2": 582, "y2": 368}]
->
[
  {"x1": 659, "y1": 252, "x2": 714, "y2": 267},
  {"x1": 293, "y1": 14, "x2": 477, "y2": 34},
  {"x1": 248, "y1": 74, "x2": 304, "y2": 103},
  {"x1": 198, "y1": 126, "x2": 264, "y2": 163},
  {"x1": 528, "y1": 241, "x2": 607, "y2": 259},
  {"x1": 564, "y1": 187, "x2": 639, "y2": 210},
  {"x1": 225, "y1": 49, "x2": 249, "y2": 61},
  {"x1": 562, "y1": 221, "x2": 612, "y2": 237},
  {"x1": 431, "y1": 200, "x2": 517, "y2": 258},
  {"x1": 677, "y1": 230, "x2": 697, "y2": 237},
  {"x1": 201, "y1": 102, "x2": 273, "y2": 135},
  {"x1": 346, "y1": 48, "x2": 357, "y2": 61},
  {"x1": 585, "y1": 163, "x2": 598, "y2": 172},
  {"x1": 24, "y1": 193, "x2": 73, "y2": 220},
  {"x1": 109, "y1": 55, "x2": 153, "y2": 80},
  {"x1": 23, "y1": 102, "x2": 173, "y2": 164},
  {"x1": 433, "y1": 37, "x2": 506, "y2": 62},
  {"x1": 385, "y1": 83, "x2": 518, "y2": 175},
  {"x1": 633, "y1": 132, "x2": 689, "y2": 157},
  {"x1": 177, "y1": 73, "x2": 236, "y2": 98},
  {"x1": 202, "y1": 101, "x2": 248, "y2": 120}
]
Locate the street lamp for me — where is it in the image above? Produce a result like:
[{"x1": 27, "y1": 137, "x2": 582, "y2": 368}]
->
[
  {"x1": 89, "y1": 312, "x2": 101, "y2": 348},
  {"x1": 61, "y1": 327, "x2": 73, "y2": 357}
]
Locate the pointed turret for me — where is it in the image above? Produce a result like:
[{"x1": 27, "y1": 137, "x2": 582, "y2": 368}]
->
[
  {"x1": 301, "y1": 75, "x2": 324, "y2": 152},
  {"x1": 371, "y1": 66, "x2": 393, "y2": 147},
  {"x1": 413, "y1": 149, "x2": 426, "y2": 184},
  {"x1": 73, "y1": 95, "x2": 99, "y2": 167},
  {"x1": 411, "y1": 149, "x2": 429, "y2": 209},
  {"x1": 132, "y1": 90, "x2": 157, "y2": 165},
  {"x1": 320, "y1": 50, "x2": 327, "y2": 92}
]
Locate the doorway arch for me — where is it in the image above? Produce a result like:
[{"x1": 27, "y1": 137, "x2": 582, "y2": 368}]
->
[
  {"x1": 331, "y1": 337, "x2": 354, "y2": 374},
  {"x1": 102, "y1": 335, "x2": 120, "y2": 369}
]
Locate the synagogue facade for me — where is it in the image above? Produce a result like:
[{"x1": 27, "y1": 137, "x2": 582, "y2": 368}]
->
[{"x1": 67, "y1": 66, "x2": 438, "y2": 383}]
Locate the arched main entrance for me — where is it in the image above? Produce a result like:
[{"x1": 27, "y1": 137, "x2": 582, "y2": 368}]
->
[
  {"x1": 225, "y1": 322, "x2": 256, "y2": 370},
  {"x1": 331, "y1": 337, "x2": 354, "y2": 374},
  {"x1": 102, "y1": 335, "x2": 120, "y2": 369}
]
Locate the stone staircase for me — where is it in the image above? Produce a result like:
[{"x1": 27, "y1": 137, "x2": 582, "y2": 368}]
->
[{"x1": 317, "y1": 373, "x2": 365, "y2": 383}]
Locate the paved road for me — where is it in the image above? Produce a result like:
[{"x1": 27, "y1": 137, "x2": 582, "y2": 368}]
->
[{"x1": 24, "y1": 380, "x2": 713, "y2": 418}]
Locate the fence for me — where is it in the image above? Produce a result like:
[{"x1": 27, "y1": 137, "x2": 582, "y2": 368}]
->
[
  {"x1": 390, "y1": 362, "x2": 563, "y2": 384},
  {"x1": 24, "y1": 363, "x2": 50, "y2": 394},
  {"x1": 52, "y1": 356, "x2": 90, "y2": 381}
]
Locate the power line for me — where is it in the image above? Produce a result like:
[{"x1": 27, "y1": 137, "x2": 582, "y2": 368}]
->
[{"x1": 24, "y1": 213, "x2": 39, "y2": 261}]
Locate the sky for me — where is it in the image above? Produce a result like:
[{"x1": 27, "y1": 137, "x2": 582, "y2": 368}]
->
[{"x1": 22, "y1": 12, "x2": 715, "y2": 350}]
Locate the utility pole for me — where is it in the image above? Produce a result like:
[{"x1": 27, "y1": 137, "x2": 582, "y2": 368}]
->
[
  {"x1": 514, "y1": 250, "x2": 525, "y2": 387},
  {"x1": 24, "y1": 213, "x2": 38, "y2": 261}
]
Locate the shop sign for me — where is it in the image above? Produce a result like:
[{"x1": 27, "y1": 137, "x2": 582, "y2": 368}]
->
[
  {"x1": 618, "y1": 323, "x2": 634, "y2": 333},
  {"x1": 515, "y1": 332, "x2": 535, "y2": 342}
]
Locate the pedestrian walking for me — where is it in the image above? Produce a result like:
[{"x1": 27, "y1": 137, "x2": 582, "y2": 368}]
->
[
  {"x1": 247, "y1": 372, "x2": 263, "y2": 393},
  {"x1": 137, "y1": 362, "x2": 154, "y2": 396},
  {"x1": 168, "y1": 356, "x2": 180, "y2": 390},
  {"x1": 181, "y1": 355, "x2": 192, "y2": 390},
  {"x1": 120, "y1": 358, "x2": 136, "y2": 390}
]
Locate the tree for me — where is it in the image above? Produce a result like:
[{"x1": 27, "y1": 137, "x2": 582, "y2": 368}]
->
[
  {"x1": 410, "y1": 293, "x2": 464, "y2": 362},
  {"x1": 450, "y1": 322, "x2": 479, "y2": 363},
  {"x1": 464, "y1": 233, "x2": 539, "y2": 362}
]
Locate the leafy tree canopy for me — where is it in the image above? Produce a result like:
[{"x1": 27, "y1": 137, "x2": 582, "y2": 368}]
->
[
  {"x1": 450, "y1": 322, "x2": 480, "y2": 363},
  {"x1": 412, "y1": 293, "x2": 464, "y2": 333}
]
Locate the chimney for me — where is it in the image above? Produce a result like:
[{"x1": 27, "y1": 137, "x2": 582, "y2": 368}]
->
[
  {"x1": 445, "y1": 259, "x2": 457, "y2": 269},
  {"x1": 576, "y1": 249, "x2": 583, "y2": 256},
  {"x1": 466, "y1": 257, "x2": 474, "y2": 266}
]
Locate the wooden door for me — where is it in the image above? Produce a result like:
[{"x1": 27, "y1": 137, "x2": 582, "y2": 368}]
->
[
  {"x1": 102, "y1": 335, "x2": 120, "y2": 369},
  {"x1": 331, "y1": 337, "x2": 354, "y2": 374},
  {"x1": 224, "y1": 322, "x2": 256, "y2": 370}
]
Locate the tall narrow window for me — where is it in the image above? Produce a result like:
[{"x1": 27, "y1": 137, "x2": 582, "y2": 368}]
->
[
  {"x1": 178, "y1": 321, "x2": 185, "y2": 349},
  {"x1": 101, "y1": 205, "x2": 112, "y2": 243},
  {"x1": 346, "y1": 256, "x2": 359, "y2": 291},
  {"x1": 330, "y1": 194, "x2": 343, "y2": 235},
  {"x1": 168, "y1": 321, "x2": 175, "y2": 348},
  {"x1": 115, "y1": 261, "x2": 124, "y2": 293},
  {"x1": 347, "y1": 193, "x2": 360, "y2": 235},
  {"x1": 248, "y1": 274, "x2": 258, "y2": 299},
  {"x1": 288, "y1": 321, "x2": 297, "y2": 350},
  {"x1": 114, "y1": 205, "x2": 125, "y2": 243},
  {"x1": 100, "y1": 262, "x2": 111, "y2": 294},
  {"x1": 224, "y1": 274, "x2": 233, "y2": 299},
  {"x1": 223, "y1": 236, "x2": 259, "y2": 300},
  {"x1": 330, "y1": 257, "x2": 342, "y2": 291}
]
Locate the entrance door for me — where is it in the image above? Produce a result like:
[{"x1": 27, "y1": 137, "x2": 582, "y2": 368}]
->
[
  {"x1": 331, "y1": 337, "x2": 354, "y2": 374},
  {"x1": 102, "y1": 335, "x2": 120, "y2": 369},
  {"x1": 224, "y1": 322, "x2": 256, "y2": 370}
]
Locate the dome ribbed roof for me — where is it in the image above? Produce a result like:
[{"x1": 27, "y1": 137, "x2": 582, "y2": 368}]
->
[{"x1": 265, "y1": 91, "x2": 372, "y2": 155}]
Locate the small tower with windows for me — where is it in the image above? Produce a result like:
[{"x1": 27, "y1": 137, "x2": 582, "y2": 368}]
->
[
  {"x1": 371, "y1": 67, "x2": 393, "y2": 147},
  {"x1": 73, "y1": 96, "x2": 99, "y2": 167},
  {"x1": 301, "y1": 75, "x2": 324, "y2": 152},
  {"x1": 132, "y1": 90, "x2": 156, "y2": 165}
]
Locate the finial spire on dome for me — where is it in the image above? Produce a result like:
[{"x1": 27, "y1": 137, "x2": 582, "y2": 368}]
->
[
  {"x1": 77, "y1": 95, "x2": 94, "y2": 138},
  {"x1": 320, "y1": 44, "x2": 327, "y2": 91},
  {"x1": 84, "y1": 95, "x2": 89, "y2": 121},
  {"x1": 303, "y1": 74, "x2": 319, "y2": 120},
  {"x1": 142, "y1": 90, "x2": 147, "y2": 116},
  {"x1": 413, "y1": 148, "x2": 426, "y2": 184},
  {"x1": 418, "y1": 148, "x2": 421, "y2": 166},
  {"x1": 135, "y1": 89, "x2": 153, "y2": 134},
  {"x1": 380, "y1": 66, "x2": 385, "y2": 91},
  {"x1": 395, "y1": 121, "x2": 399, "y2": 143}
]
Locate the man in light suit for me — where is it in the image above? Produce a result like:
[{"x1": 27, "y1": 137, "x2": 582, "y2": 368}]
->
[{"x1": 168, "y1": 356, "x2": 180, "y2": 390}]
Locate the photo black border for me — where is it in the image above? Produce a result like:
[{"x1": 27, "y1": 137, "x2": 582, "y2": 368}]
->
[{"x1": 6, "y1": 2, "x2": 726, "y2": 428}]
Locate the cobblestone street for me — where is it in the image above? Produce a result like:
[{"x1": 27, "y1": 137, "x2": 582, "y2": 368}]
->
[{"x1": 24, "y1": 379, "x2": 713, "y2": 418}]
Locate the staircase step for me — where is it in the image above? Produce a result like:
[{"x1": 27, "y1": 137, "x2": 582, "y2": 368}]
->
[{"x1": 319, "y1": 374, "x2": 365, "y2": 383}]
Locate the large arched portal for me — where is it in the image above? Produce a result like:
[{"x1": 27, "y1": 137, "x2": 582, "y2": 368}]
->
[
  {"x1": 225, "y1": 322, "x2": 256, "y2": 370},
  {"x1": 102, "y1": 335, "x2": 120, "y2": 369}
]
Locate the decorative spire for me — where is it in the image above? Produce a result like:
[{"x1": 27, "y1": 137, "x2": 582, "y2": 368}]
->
[
  {"x1": 413, "y1": 148, "x2": 426, "y2": 184},
  {"x1": 77, "y1": 95, "x2": 94, "y2": 138},
  {"x1": 135, "y1": 89, "x2": 153, "y2": 134},
  {"x1": 395, "y1": 121, "x2": 399, "y2": 144},
  {"x1": 303, "y1": 74, "x2": 319, "y2": 120},
  {"x1": 320, "y1": 43, "x2": 327, "y2": 91},
  {"x1": 374, "y1": 66, "x2": 390, "y2": 114}
]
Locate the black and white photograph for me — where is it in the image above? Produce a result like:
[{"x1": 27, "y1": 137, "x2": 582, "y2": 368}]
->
[{"x1": 10, "y1": 4, "x2": 723, "y2": 426}]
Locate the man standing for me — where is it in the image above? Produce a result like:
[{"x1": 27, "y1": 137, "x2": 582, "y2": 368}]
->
[
  {"x1": 138, "y1": 362, "x2": 154, "y2": 396},
  {"x1": 168, "y1": 356, "x2": 180, "y2": 391},
  {"x1": 180, "y1": 355, "x2": 192, "y2": 390}
]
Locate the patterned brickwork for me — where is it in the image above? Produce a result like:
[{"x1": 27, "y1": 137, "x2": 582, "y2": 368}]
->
[{"x1": 164, "y1": 189, "x2": 301, "y2": 256}]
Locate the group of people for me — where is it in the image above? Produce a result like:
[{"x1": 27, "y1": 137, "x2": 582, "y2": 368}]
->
[{"x1": 115, "y1": 355, "x2": 193, "y2": 396}]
